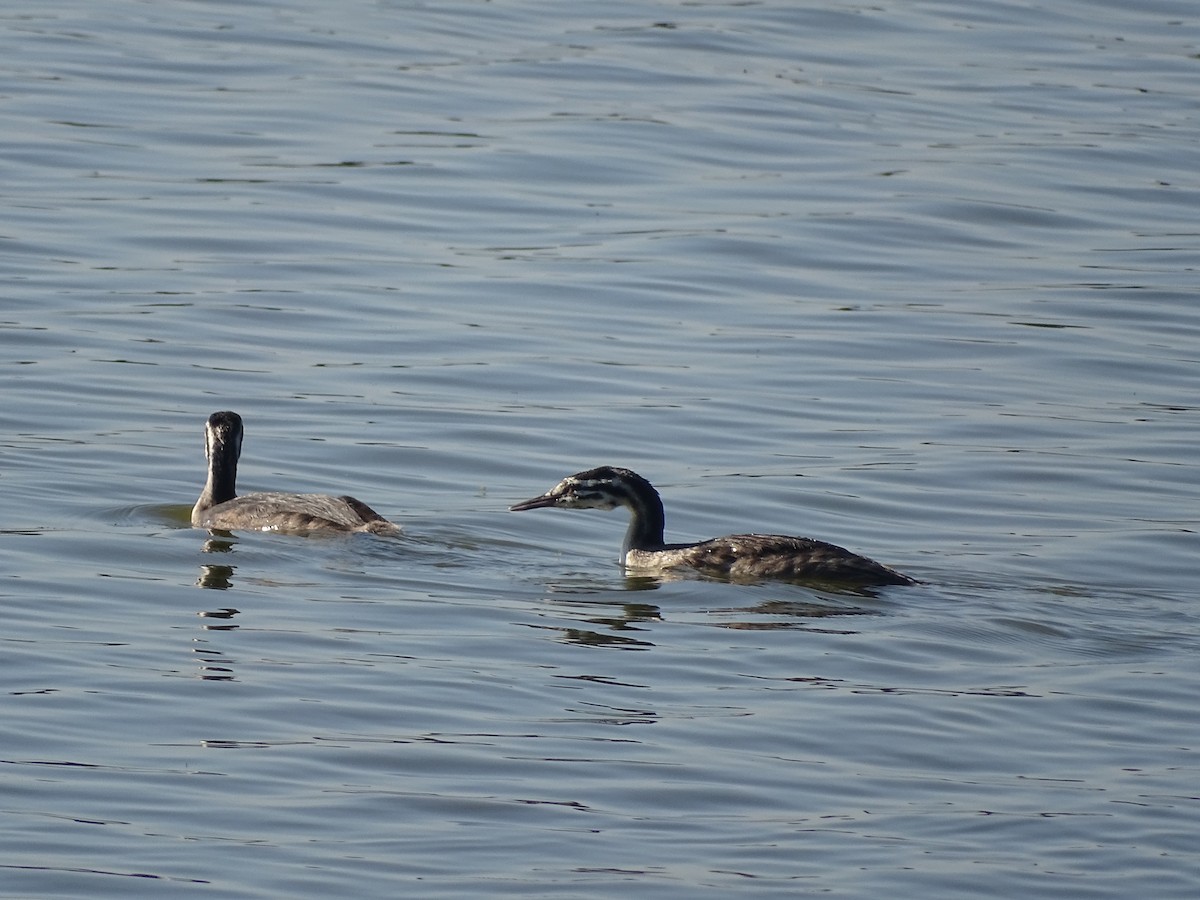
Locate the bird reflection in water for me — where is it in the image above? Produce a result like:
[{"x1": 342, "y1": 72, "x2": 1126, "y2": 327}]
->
[{"x1": 196, "y1": 563, "x2": 235, "y2": 590}]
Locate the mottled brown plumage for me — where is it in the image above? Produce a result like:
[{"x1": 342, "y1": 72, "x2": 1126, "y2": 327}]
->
[
  {"x1": 191, "y1": 411, "x2": 399, "y2": 535},
  {"x1": 511, "y1": 466, "x2": 914, "y2": 586}
]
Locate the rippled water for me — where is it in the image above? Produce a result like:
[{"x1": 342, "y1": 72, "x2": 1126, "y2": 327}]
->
[{"x1": 2, "y1": 1, "x2": 1198, "y2": 897}]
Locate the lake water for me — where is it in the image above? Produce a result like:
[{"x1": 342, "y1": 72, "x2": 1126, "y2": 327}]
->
[{"x1": 2, "y1": 0, "x2": 1197, "y2": 896}]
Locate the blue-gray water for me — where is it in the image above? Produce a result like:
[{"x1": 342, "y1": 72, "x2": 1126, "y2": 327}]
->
[{"x1": 2, "y1": 1, "x2": 1197, "y2": 896}]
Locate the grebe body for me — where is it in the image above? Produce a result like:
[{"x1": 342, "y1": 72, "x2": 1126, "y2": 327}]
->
[
  {"x1": 511, "y1": 466, "x2": 913, "y2": 585},
  {"x1": 191, "y1": 411, "x2": 399, "y2": 535}
]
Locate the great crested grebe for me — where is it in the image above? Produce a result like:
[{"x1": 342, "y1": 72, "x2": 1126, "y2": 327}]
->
[
  {"x1": 190, "y1": 411, "x2": 399, "y2": 535},
  {"x1": 511, "y1": 466, "x2": 914, "y2": 585}
]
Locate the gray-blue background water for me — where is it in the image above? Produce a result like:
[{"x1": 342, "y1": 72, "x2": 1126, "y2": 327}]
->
[{"x1": 2, "y1": 1, "x2": 1197, "y2": 896}]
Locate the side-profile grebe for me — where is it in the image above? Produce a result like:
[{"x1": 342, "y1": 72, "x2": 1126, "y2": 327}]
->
[
  {"x1": 191, "y1": 411, "x2": 399, "y2": 535},
  {"x1": 511, "y1": 466, "x2": 914, "y2": 585}
]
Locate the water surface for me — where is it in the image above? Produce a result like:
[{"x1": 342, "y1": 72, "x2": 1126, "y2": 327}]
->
[{"x1": 1, "y1": 1, "x2": 1197, "y2": 897}]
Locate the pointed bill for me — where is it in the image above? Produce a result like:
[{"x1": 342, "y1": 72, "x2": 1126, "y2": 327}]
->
[{"x1": 509, "y1": 492, "x2": 560, "y2": 512}]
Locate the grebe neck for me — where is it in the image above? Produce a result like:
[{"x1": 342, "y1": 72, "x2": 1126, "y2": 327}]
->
[
  {"x1": 619, "y1": 475, "x2": 667, "y2": 557},
  {"x1": 197, "y1": 410, "x2": 243, "y2": 510},
  {"x1": 203, "y1": 448, "x2": 238, "y2": 507}
]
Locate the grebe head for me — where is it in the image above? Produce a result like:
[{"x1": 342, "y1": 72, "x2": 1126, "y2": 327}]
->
[
  {"x1": 204, "y1": 410, "x2": 244, "y2": 464},
  {"x1": 510, "y1": 466, "x2": 652, "y2": 512}
]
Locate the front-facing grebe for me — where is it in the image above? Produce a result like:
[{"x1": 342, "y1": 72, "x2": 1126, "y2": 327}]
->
[
  {"x1": 191, "y1": 411, "x2": 399, "y2": 535},
  {"x1": 511, "y1": 466, "x2": 914, "y2": 585}
]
